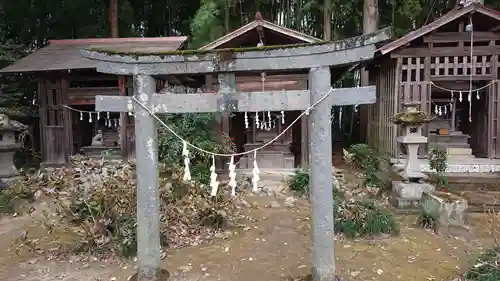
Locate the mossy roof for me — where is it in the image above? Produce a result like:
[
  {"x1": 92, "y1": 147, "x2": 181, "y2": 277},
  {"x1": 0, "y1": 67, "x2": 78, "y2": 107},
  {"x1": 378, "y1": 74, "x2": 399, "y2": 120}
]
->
[{"x1": 86, "y1": 41, "x2": 328, "y2": 57}]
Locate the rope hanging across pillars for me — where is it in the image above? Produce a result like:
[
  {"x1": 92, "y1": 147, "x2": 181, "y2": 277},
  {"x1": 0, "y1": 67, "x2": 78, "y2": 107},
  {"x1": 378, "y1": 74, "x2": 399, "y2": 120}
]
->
[
  {"x1": 429, "y1": 81, "x2": 494, "y2": 121},
  {"x1": 131, "y1": 87, "x2": 334, "y2": 197},
  {"x1": 61, "y1": 105, "x2": 121, "y2": 128}
]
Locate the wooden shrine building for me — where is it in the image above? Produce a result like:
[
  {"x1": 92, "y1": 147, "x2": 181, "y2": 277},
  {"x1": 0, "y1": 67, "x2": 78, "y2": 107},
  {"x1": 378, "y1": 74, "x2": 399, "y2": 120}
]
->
[
  {"x1": 198, "y1": 19, "x2": 321, "y2": 170},
  {"x1": 0, "y1": 18, "x2": 322, "y2": 168},
  {"x1": 367, "y1": 1, "x2": 500, "y2": 160},
  {"x1": 0, "y1": 37, "x2": 187, "y2": 166}
]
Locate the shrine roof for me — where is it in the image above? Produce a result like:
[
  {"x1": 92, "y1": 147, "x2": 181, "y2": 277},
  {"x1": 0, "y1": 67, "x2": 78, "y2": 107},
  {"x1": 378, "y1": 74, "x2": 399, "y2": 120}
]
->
[
  {"x1": 376, "y1": 2, "x2": 500, "y2": 55},
  {"x1": 199, "y1": 20, "x2": 321, "y2": 50},
  {"x1": 0, "y1": 37, "x2": 187, "y2": 73}
]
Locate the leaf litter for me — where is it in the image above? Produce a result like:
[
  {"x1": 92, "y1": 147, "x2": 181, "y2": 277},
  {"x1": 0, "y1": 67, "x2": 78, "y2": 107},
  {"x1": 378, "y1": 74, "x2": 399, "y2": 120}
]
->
[{"x1": 11, "y1": 155, "x2": 245, "y2": 258}]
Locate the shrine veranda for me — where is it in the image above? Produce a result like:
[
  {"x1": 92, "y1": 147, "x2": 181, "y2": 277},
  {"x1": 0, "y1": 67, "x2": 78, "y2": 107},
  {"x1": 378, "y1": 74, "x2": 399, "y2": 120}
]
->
[{"x1": 81, "y1": 27, "x2": 391, "y2": 281}]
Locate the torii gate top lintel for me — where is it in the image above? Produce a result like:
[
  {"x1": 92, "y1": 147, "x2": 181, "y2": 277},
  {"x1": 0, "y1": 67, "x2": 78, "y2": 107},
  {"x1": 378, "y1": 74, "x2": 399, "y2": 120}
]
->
[{"x1": 80, "y1": 27, "x2": 391, "y2": 75}]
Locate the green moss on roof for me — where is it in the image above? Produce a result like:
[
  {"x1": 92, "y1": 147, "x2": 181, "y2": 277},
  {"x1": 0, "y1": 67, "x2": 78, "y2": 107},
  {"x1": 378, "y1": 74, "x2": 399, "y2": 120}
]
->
[{"x1": 86, "y1": 41, "x2": 328, "y2": 57}]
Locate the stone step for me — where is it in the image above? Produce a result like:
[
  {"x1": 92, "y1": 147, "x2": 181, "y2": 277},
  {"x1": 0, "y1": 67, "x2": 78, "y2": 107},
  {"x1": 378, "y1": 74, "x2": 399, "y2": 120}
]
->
[
  {"x1": 238, "y1": 154, "x2": 294, "y2": 169},
  {"x1": 429, "y1": 134, "x2": 470, "y2": 143},
  {"x1": 237, "y1": 168, "x2": 295, "y2": 181},
  {"x1": 432, "y1": 142, "x2": 470, "y2": 149},
  {"x1": 447, "y1": 155, "x2": 476, "y2": 161},
  {"x1": 446, "y1": 147, "x2": 473, "y2": 155}
]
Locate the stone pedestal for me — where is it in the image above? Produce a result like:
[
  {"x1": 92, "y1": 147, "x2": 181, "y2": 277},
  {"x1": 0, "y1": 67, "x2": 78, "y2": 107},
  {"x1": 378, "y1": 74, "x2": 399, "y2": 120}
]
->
[
  {"x1": 397, "y1": 135, "x2": 427, "y2": 180},
  {"x1": 0, "y1": 143, "x2": 21, "y2": 178},
  {"x1": 0, "y1": 114, "x2": 22, "y2": 178},
  {"x1": 421, "y1": 191, "x2": 472, "y2": 238},
  {"x1": 392, "y1": 181, "x2": 435, "y2": 208}
]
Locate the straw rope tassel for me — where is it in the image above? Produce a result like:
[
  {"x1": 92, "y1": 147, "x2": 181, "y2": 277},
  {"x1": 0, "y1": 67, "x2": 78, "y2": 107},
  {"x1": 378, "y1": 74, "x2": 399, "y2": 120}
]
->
[
  {"x1": 182, "y1": 141, "x2": 191, "y2": 182},
  {"x1": 209, "y1": 155, "x2": 219, "y2": 196},
  {"x1": 228, "y1": 155, "x2": 237, "y2": 196},
  {"x1": 251, "y1": 151, "x2": 260, "y2": 193}
]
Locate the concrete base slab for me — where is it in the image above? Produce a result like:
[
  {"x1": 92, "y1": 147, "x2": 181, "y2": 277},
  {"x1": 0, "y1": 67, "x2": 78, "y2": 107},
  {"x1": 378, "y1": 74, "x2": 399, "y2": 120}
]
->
[
  {"x1": 391, "y1": 157, "x2": 500, "y2": 173},
  {"x1": 393, "y1": 196, "x2": 423, "y2": 208},
  {"x1": 392, "y1": 181, "x2": 435, "y2": 200}
]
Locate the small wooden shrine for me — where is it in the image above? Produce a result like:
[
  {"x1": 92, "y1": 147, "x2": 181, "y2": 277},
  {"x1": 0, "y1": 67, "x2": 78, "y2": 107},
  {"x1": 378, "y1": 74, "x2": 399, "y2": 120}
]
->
[
  {"x1": 0, "y1": 37, "x2": 187, "y2": 165},
  {"x1": 199, "y1": 18, "x2": 322, "y2": 170},
  {"x1": 367, "y1": 1, "x2": 500, "y2": 159},
  {"x1": 0, "y1": 16, "x2": 322, "y2": 168}
]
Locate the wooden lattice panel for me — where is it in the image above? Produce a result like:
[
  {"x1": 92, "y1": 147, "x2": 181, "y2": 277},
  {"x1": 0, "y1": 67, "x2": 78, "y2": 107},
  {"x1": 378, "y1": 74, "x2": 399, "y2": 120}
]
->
[{"x1": 429, "y1": 55, "x2": 492, "y2": 80}]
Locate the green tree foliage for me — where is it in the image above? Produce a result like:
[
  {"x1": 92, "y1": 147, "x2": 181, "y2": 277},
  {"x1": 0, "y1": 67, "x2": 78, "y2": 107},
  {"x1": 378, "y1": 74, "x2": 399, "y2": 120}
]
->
[{"x1": 1, "y1": 0, "x2": 500, "y2": 146}]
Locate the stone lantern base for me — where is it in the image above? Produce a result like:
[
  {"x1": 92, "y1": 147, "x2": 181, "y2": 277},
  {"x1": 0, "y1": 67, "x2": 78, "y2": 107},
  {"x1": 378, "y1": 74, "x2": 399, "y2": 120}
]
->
[{"x1": 0, "y1": 144, "x2": 21, "y2": 178}]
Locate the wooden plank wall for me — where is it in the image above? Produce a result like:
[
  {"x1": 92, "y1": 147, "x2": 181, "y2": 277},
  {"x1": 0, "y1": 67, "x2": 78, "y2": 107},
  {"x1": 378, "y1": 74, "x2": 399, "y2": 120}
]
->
[
  {"x1": 367, "y1": 60, "x2": 399, "y2": 158},
  {"x1": 38, "y1": 75, "x2": 71, "y2": 165}
]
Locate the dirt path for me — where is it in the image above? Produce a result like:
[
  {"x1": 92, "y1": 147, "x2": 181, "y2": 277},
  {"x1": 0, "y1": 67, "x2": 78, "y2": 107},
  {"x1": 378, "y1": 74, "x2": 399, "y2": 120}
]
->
[{"x1": 0, "y1": 195, "x2": 493, "y2": 281}]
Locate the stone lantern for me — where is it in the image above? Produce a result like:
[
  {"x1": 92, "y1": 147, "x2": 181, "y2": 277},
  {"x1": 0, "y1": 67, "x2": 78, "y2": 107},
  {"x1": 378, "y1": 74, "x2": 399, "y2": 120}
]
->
[
  {"x1": 392, "y1": 102, "x2": 434, "y2": 181},
  {"x1": 391, "y1": 102, "x2": 435, "y2": 208},
  {"x1": 0, "y1": 114, "x2": 22, "y2": 178}
]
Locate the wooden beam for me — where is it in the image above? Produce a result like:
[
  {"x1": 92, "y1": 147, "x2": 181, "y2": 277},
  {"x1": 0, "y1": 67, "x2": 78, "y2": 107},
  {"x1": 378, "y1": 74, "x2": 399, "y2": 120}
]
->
[
  {"x1": 423, "y1": 32, "x2": 500, "y2": 43},
  {"x1": 67, "y1": 87, "x2": 119, "y2": 97},
  {"x1": 430, "y1": 75, "x2": 492, "y2": 81},
  {"x1": 391, "y1": 45, "x2": 500, "y2": 57},
  {"x1": 68, "y1": 99, "x2": 96, "y2": 105}
]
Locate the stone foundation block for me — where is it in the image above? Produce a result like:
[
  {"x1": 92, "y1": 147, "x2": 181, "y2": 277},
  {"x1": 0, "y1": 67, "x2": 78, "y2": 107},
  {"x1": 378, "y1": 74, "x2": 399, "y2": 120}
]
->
[
  {"x1": 392, "y1": 181, "x2": 435, "y2": 199},
  {"x1": 393, "y1": 196, "x2": 422, "y2": 208},
  {"x1": 421, "y1": 191, "x2": 471, "y2": 238}
]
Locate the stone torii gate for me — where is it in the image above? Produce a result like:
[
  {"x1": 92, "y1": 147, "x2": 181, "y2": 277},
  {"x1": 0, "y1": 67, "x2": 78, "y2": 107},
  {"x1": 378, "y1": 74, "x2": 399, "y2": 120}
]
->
[{"x1": 81, "y1": 27, "x2": 391, "y2": 281}]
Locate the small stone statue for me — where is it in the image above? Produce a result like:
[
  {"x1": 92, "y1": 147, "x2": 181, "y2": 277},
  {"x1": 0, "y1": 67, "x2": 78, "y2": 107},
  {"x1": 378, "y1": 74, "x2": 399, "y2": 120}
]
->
[{"x1": 91, "y1": 130, "x2": 103, "y2": 146}]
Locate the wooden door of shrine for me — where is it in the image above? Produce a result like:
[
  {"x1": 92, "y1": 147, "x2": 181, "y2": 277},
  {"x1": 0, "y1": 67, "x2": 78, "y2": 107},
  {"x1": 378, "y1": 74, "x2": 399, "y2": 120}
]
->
[{"x1": 38, "y1": 77, "x2": 72, "y2": 165}]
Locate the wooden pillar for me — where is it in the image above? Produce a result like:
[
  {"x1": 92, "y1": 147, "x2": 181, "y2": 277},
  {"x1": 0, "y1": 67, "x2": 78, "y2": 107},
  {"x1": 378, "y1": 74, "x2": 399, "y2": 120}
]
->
[
  {"x1": 37, "y1": 78, "x2": 47, "y2": 163},
  {"x1": 61, "y1": 75, "x2": 72, "y2": 162}
]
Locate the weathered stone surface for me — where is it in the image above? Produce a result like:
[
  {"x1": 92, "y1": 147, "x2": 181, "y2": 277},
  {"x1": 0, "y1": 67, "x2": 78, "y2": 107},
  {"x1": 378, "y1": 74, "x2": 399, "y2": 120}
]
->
[
  {"x1": 421, "y1": 191, "x2": 468, "y2": 225},
  {"x1": 393, "y1": 196, "x2": 422, "y2": 208},
  {"x1": 392, "y1": 181, "x2": 435, "y2": 199},
  {"x1": 421, "y1": 191, "x2": 471, "y2": 238}
]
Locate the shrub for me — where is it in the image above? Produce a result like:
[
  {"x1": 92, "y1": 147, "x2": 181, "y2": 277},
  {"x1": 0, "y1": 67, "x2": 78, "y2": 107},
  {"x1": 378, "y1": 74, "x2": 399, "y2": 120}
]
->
[
  {"x1": 463, "y1": 210, "x2": 500, "y2": 281},
  {"x1": 428, "y1": 146, "x2": 448, "y2": 188},
  {"x1": 287, "y1": 169, "x2": 309, "y2": 196},
  {"x1": 335, "y1": 200, "x2": 399, "y2": 238},
  {"x1": 286, "y1": 167, "x2": 399, "y2": 238},
  {"x1": 345, "y1": 143, "x2": 381, "y2": 188},
  {"x1": 0, "y1": 181, "x2": 34, "y2": 214},
  {"x1": 157, "y1": 113, "x2": 236, "y2": 182},
  {"x1": 464, "y1": 248, "x2": 500, "y2": 281}
]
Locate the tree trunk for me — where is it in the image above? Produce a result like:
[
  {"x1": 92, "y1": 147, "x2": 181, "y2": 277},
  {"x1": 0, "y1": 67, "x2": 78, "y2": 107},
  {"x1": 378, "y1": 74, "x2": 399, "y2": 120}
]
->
[
  {"x1": 225, "y1": 6, "x2": 230, "y2": 34},
  {"x1": 109, "y1": 0, "x2": 119, "y2": 38},
  {"x1": 323, "y1": 0, "x2": 332, "y2": 40},
  {"x1": 359, "y1": 0, "x2": 378, "y2": 142},
  {"x1": 296, "y1": 0, "x2": 302, "y2": 31}
]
